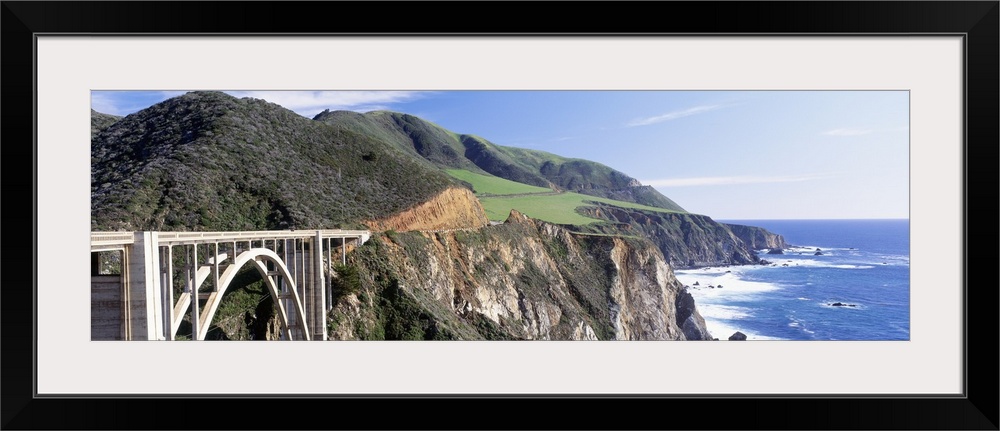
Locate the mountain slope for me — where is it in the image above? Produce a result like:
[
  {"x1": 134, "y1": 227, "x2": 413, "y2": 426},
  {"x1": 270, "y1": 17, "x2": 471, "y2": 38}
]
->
[
  {"x1": 315, "y1": 110, "x2": 686, "y2": 212},
  {"x1": 91, "y1": 91, "x2": 462, "y2": 231},
  {"x1": 91, "y1": 109, "x2": 121, "y2": 139}
]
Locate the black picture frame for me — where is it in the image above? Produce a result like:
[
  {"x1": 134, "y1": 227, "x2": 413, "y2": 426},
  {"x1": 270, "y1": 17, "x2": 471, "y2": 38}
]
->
[{"x1": 3, "y1": 2, "x2": 997, "y2": 429}]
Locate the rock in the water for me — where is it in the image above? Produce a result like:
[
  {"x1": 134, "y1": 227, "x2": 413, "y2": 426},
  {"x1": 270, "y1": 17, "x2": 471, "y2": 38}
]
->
[
  {"x1": 717, "y1": 284, "x2": 723, "y2": 288},
  {"x1": 816, "y1": 248, "x2": 822, "y2": 251},
  {"x1": 767, "y1": 248, "x2": 784, "y2": 255},
  {"x1": 729, "y1": 331, "x2": 747, "y2": 341},
  {"x1": 693, "y1": 281, "x2": 699, "y2": 286},
  {"x1": 814, "y1": 251, "x2": 823, "y2": 256}
]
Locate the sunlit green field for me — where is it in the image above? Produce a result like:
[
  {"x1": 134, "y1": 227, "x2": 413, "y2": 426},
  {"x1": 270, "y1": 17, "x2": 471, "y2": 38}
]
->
[
  {"x1": 446, "y1": 169, "x2": 684, "y2": 225},
  {"x1": 445, "y1": 169, "x2": 552, "y2": 196},
  {"x1": 480, "y1": 191, "x2": 684, "y2": 225}
]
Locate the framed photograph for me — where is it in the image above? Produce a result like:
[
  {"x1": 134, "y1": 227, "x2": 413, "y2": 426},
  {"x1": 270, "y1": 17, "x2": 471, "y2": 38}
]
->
[{"x1": 5, "y1": 2, "x2": 996, "y2": 429}]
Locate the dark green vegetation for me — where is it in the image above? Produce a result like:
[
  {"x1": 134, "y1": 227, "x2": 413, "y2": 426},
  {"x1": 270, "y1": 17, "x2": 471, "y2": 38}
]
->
[
  {"x1": 332, "y1": 234, "x2": 474, "y2": 340},
  {"x1": 203, "y1": 267, "x2": 277, "y2": 340},
  {"x1": 168, "y1": 265, "x2": 278, "y2": 341},
  {"x1": 91, "y1": 109, "x2": 121, "y2": 139},
  {"x1": 92, "y1": 92, "x2": 459, "y2": 231},
  {"x1": 330, "y1": 263, "x2": 361, "y2": 303},
  {"x1": 315, "y1": 110, "x2": 686, "y2": 212}
]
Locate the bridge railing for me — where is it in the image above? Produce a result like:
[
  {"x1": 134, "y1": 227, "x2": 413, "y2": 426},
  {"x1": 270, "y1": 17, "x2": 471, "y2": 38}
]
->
[
  {"x1": 90, "y1": 232, "x2": 136, "y2": 252},
  {"x1": 153, "y1": 229, "x2": 371, "y2": 246},
  {"x1": 90, "y1": 229, "x2": 371, "y2": 250}
]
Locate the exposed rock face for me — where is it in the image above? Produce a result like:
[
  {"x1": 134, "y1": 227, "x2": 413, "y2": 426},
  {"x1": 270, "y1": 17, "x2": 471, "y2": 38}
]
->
[
  {"x1": 578, "y1": 204, "x2": 766, "y2": 268},
  {"x1": 675, "y1": 289, "x2": 712, "y2": 340},
  {"x1": 364, "y1": 186, "x2": 490, "y2": 232},
  {"x1": 328, "y1": 209, "x2": 713, "y2": 341},
  {"x1": 723, "y1": 223, "x2": 789, "y2": 250},
  {"x1": 729, "y1": 331, "x2": 747, "y2": 341}
]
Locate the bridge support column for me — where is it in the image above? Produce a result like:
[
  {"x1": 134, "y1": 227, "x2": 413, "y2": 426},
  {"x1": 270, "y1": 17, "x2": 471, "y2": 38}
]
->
[
  {"x1": 312, "y1": 231, "x2": 327, "y2": 340},
  {"x1": 127, "y1": 232, "x2": 165, "y2": 340}
]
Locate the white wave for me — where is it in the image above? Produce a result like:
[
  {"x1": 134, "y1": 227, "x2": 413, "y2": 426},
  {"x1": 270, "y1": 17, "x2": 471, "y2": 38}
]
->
[
  {"x1": 701, "y1": 317, "x2": 785, "y2": 341},
  {"x1": 695, "y1": 304, "x2": 754, "y2": 320},
  {"x1": 674, "y1": 266, "x2": 786, "y2": 340},
  {"x1": 787, "y1": 316, "x2": 816, "y2": 335},
  {"x1": 760, "y1": 258, "x2": 875, "y2": 269},
  {"x1": 675, "y1": 270, "x2": 780, "y2": 298},
  {"x1": 871, "y1": 254, "x2": 910, "y2": 265},
  {"x1": 783, "y1": 245, "x2": 853, "y2": 253}
]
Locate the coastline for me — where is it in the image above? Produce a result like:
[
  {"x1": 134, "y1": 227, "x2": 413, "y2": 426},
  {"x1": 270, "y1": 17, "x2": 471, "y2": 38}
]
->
[{"x1": 674, "y1": 264, "x2": 787, "y2": 341}]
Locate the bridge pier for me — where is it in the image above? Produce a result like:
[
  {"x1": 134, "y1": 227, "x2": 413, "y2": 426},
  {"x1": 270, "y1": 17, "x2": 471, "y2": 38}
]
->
[{"x1": 128, "y1": 232, "x2": 165, "y2": 340}]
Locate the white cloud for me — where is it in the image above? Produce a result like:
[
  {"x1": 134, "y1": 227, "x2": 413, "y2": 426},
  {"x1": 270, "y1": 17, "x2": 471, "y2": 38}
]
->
[
  {"x1": 90, "y1": 93, "x2": 122, "y2": 115},
  {"x1": 641, "y1": 174, "x2": 830, "y2": 187},
  {"x1": 225, "y1": 91, "x2": 429, "y2": 118},
  {"x1": 822, "y1": 128, "x2": 873, "y2": 136},
  {"x1": 626, "y1": 105, "x2": 724, "y2": 127},
  {"x1": 91, "y1": 91, "x2": 189, "y2": 116}
]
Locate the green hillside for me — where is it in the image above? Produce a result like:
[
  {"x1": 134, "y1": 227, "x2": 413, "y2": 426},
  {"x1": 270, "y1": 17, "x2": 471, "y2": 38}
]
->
[
  {"x1": 316, "y1": 111, "x2": 686, "y2": 212},
  {"x1": 444, "y1": 169, "x2": 552, "y2": 196}
]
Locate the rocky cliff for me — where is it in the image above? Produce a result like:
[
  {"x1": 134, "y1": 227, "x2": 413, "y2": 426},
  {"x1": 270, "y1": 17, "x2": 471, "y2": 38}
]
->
[
  {"x1": 577, "y1": 203, "x2": 771, "y2": 268},
  {"x1": 724, "y1": 223, "x2": 788, "y2": 250},
  {"x1": 327, "y1": 210, "x2": 713, "y2": 341},
  {"x1": 364, "y1": 186, "x2": 490, "y2": 232}
]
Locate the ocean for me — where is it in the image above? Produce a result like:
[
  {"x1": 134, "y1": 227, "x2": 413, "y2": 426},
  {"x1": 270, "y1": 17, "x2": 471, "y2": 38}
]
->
[{"x1": 674, "y1": 219, "x2": 910, "y2": 341}]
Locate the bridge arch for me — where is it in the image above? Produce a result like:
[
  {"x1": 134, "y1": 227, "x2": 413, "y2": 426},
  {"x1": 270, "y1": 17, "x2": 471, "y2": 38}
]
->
[{"x1": 194, "y1": 248, "x2": 311, "y2": 341}]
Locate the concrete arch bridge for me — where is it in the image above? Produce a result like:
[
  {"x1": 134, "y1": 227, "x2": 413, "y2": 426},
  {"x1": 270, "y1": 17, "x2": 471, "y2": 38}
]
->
[{"x1": 90, "y1": 230, "x2": 370, "y2": 341}]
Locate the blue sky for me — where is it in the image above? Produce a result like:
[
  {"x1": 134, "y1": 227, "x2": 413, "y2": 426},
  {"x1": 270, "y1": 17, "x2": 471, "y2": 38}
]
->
[{"x1": 92, "y1": 90, "x2": 909, "y2": 220}]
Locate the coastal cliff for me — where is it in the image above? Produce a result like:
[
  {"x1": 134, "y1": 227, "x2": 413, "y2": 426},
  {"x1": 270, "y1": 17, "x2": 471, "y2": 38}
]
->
[
  {"x1": 577, "y1": 203, "x2": 779, "y2": 268},
  {"x1": 327, "y1": 210, "x2": 713, "y2": 341},
  {"x1": 724, "y1": 223, "x2": 789, "y2": 250}
]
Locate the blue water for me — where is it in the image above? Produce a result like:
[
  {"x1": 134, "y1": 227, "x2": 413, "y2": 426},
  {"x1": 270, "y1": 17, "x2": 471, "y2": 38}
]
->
[{"x1": 674, "y1": 219, "x2": 910, "y2": 341}]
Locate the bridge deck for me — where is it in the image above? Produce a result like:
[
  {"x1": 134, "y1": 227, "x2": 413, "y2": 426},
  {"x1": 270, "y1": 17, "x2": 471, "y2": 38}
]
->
[{"x1": 91, "y1": 230, "x2": 370, "y2": 249}]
